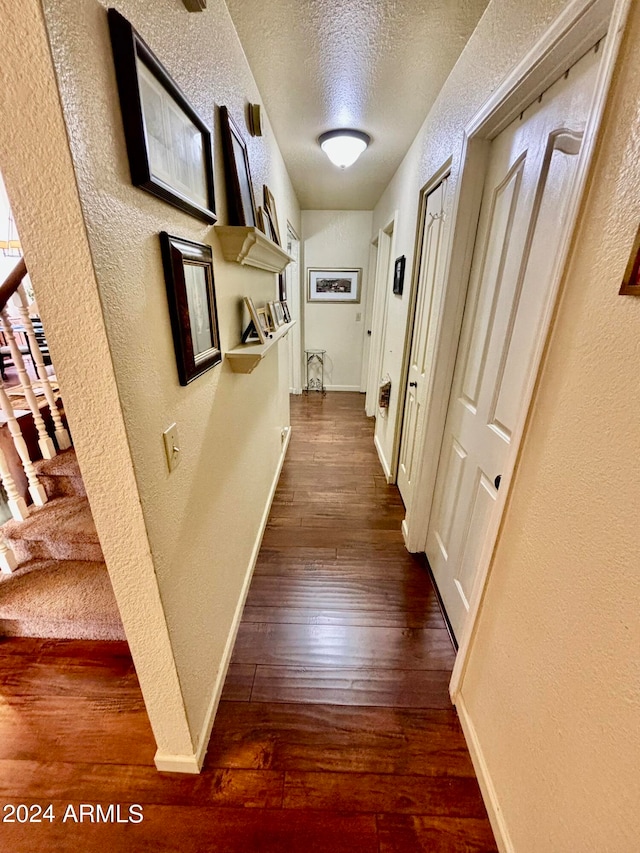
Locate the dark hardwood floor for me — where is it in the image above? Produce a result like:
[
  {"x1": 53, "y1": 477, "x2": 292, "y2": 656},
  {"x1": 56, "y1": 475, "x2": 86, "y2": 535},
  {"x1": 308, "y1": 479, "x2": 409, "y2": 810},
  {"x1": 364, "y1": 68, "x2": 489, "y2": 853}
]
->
[{"x1": 0, "y1": 392, "x2": 497, "y2": 851}]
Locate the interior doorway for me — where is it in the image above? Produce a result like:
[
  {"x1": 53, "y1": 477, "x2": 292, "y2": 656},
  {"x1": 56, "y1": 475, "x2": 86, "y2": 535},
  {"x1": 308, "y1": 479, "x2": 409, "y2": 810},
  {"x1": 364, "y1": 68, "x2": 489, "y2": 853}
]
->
[
  {"x1": 285, "y1": 224, "x2": 302, "y2": 393},
  {"x1": 397, "y1": 170, "x2": 449, "y2": 510},
  {"x1": 427, "y1": 44, "x2": 604, "y2": 642}
]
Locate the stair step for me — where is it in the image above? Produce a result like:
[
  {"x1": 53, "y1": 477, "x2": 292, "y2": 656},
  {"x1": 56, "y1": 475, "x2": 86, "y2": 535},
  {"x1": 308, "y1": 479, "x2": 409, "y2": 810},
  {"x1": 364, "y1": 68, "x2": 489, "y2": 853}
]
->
[
  {"x1": 34, "y1": 448, "x2": 85, "y2": 499},
  {"x1": 0, "y1": 559, "x2": 125, "y2": 640},
  {"x1": 3, "y1": 496, "x2": 103, "y2": 563}
]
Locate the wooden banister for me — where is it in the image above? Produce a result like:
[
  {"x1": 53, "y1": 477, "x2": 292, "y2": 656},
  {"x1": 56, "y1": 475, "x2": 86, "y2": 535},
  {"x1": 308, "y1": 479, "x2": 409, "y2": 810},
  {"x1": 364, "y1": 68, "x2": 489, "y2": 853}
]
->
[{"x1": 0, "y1": 257, "x2": 27, "y2": 311}]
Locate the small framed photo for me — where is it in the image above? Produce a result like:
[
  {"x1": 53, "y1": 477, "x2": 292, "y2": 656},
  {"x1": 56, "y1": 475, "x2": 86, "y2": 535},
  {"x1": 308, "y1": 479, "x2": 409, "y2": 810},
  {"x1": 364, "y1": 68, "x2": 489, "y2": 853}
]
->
[
  {"x1": 256, "y1": 307, "x2": 272, "y2": 338},
  {"x1": 267, "y1": 301, "x2": 279, "y2": 330},
  {"x1": 619, "y1": 224, "x2": 640, "y2": 296},
  {"x1": 263, "y1": 185, "x2": 281, "y2": 246},
  {"x1": 220, "y1": 106, "x2": 257, "y2": 227},
  {"x1": 242, "y1": 296, "x2": 266, "y2": 344},
  {"x1": 308, "y1": 268, "x2": 361, "y2": 303},
  {"x1": 393, "y1": 255, "x2": 406, "y2": 296},
  {"x1": 108, "y1": 9, "x2": 216, "y2": 223},
  {"x1": 160, "y1": 233, "x2": 221, "y2": 385},
  {"x1": 281, "y1": 300, "x2": 292, "y2": 323}
]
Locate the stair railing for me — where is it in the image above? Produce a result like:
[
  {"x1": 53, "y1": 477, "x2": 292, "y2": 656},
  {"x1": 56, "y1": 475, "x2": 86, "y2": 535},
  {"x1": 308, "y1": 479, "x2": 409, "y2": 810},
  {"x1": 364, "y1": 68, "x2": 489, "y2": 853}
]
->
[{"x1": 0, "y1": 257, "x2": 71, "y2": 547}]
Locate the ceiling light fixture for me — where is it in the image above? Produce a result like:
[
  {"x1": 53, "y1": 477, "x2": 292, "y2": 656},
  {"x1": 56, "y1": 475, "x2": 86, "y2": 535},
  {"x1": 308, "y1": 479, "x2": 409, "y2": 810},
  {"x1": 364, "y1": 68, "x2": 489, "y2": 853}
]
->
[{"x1": 318, "y1": 129, "x2": 371, "y2": 169}]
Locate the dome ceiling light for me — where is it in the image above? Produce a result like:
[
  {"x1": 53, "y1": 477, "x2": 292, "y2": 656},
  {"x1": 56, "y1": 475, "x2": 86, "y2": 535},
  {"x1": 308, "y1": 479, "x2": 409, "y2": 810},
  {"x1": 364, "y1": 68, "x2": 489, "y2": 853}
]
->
[{"x1": 318, "y1": 129, "x2": 371, "y2": 169}]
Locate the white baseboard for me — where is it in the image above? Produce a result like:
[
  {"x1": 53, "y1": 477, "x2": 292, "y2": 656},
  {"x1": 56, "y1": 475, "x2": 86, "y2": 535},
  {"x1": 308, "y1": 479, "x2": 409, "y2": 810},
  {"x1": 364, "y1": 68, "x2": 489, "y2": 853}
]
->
[
  {"x1": 374, "y1": 433, "x2": 392, "y2": 482},
  {"x1": 153, "y1": 426, "x2": 292, "y2": 775},
  {"x1": 324, "y1": 384, "x2": 361, "y2": 392},
  {"x1": 456, "y1": 694, "x2": 514, "y2": 853}
]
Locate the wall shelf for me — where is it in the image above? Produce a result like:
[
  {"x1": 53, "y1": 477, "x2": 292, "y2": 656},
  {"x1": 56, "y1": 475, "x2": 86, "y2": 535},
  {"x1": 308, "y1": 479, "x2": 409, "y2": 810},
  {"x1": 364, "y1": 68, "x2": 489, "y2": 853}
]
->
[
  {"x1": 215, "y1": 226, "x2": 293, "y2": 273},
  {"x1": 226, "y1": 321, "x2": 296, "y2": 374}
]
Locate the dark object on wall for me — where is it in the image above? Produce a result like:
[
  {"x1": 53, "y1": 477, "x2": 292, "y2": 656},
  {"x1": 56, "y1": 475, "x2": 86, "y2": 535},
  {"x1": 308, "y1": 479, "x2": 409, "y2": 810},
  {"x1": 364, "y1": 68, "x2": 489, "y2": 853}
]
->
[
  {"x1": 160, "y1": 233, "x2": 221, "y2": 384},
  {"x1": 220, "y1": 106, "x2": 257, "y2": 228},
  {"x1": 248, "y1": 103, "x2": 263, "y2": 137},
  {"x1": 379, "y1": 378, "x2": 392, "y2": 409},
  {"x1": 107, "y1": 9, "x2": 216, "y2": 223},
  {"x1": 619, "y1": 224, "x2": 640, "y2": 295},
  {"x1": 182, "y1": 0, "x2": 207, "y2": 10},
  {"x1": 393, "y1": 255, "x2": 406, "y2": 296}
]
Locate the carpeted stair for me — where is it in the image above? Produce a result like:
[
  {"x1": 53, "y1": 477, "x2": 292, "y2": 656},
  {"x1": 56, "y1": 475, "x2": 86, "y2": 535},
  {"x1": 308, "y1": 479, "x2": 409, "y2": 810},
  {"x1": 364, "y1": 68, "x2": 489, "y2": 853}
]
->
[{"x1": 0, "y1": 449, "x2": 125, "y2": 640}]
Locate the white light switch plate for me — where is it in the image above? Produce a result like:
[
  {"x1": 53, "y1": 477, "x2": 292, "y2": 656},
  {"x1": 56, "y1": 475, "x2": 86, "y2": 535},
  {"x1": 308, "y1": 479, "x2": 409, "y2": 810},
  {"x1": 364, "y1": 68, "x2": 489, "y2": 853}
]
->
[{"x1": 163, "y1": 423, "x2": 181, "y2": 472}]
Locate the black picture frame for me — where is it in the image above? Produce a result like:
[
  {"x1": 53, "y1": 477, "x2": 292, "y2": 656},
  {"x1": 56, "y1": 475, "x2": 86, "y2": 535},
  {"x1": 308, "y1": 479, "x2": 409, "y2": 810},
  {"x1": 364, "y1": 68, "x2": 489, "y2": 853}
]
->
[
  {"x1": 160, "y1": 233, "x2": 222, "y2": 384},
  {"x1": 393, "y1": 255, "x2": 406, "y2": 296},
  {"x1": 108, "y1": 8, "x2": 216, "y2": 223},
  {"x1": 219, "y1": 106, "x2": 257, "y2": 227}
]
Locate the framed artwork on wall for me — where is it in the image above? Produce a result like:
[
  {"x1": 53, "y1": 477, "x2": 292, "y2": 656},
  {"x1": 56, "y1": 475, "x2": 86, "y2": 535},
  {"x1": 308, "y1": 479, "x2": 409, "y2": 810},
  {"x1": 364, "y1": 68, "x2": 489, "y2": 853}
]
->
[
  {"x1": 242, "y1": 296, "x2": 267, "y2": 344},
  {"x1": 619, "y1": 224, "x2": 640, "y2": 296},
  {"x1": 107, "y1": 8, "x2": 216, "y2": 223},
  {"x1": 308, "y1": 268, "x2": 361, "y2": 303},
  {"x1": 393, "y1": 255, "x2": 406, "y2": 295},
  {"x1": 220, "y1": 106, "x2": 257, "y2": 227},
  {"x1": 263, "y1": 185, "x2": 281, "y2": 246},
  {"x1": 160, "y1": 233, "x2": 222, "y2": 384}
]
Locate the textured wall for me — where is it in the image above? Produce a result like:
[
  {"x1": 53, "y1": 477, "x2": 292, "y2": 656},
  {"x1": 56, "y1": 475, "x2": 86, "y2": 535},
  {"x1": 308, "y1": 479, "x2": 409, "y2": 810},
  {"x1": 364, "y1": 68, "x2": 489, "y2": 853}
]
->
[
  {"x1": 371, "y1": 0, "x2": 569, "y2": 474},
  {"x1": 7, "y1": 0, "x2": 300, "y2": 761},
  {"x1": 302, "y1": 210, "x2": 373, "y2": 390},
  {"x1": 461, "y1": 3, "x2": 640, "y2": 848},
  {"x1": 0, "y1": 0, "x2": 193, "y2": 758}
]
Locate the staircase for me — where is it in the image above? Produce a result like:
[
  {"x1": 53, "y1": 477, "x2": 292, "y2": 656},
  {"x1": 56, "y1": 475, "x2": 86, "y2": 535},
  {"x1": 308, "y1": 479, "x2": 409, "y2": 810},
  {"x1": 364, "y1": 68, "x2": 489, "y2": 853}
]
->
[{"x1": 0, "y1": 448, "x2": 125, "y2": 640}]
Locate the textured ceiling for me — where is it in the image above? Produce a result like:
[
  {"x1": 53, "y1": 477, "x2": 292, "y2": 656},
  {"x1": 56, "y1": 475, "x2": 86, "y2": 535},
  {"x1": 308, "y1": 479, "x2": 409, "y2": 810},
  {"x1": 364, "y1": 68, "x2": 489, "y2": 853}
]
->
[{"x1": 224, "y1": 0, "x2": 490, "y2": 210}]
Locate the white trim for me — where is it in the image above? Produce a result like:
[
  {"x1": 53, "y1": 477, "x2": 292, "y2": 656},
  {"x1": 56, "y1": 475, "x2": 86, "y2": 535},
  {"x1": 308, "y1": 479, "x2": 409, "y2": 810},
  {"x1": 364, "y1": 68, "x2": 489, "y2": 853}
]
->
[
  {"x1": 451, "y1": 0, "x2": 631, "y2": 698},
  {"x1": 456, "y1": 694, "x2": 515, "y2": 853},
  {"x1": 374, "y1": 433, "x2": 392, "y2": 482},
  {"x1": 324, "y1": 384, "x2": 362, "y2": 392},
  {"x1": 154, "y1": 426, "x2": 292, "y2": 774}
]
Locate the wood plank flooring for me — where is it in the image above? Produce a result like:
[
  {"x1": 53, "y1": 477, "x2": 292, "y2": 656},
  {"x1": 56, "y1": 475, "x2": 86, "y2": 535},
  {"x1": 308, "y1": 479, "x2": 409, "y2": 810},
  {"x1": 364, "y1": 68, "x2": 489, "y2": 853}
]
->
[{"x1": 0, "y1": 392, "x2": 496, "y2": 851}]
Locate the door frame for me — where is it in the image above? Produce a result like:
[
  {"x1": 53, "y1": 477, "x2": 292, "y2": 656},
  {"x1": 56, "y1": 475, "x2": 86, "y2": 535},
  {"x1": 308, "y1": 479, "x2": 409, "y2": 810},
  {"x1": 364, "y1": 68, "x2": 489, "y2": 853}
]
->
[
  {"x1": 395, "y1": 0, "x2": 630, "y2": 699},
  {"x1": 394, "y1": 159, "x2": 452, "y2": 505},
  {"x1": 285, "y1": 221, "x2": 302, "y2": 393},
  {"x1": 365, "y1": 214, "x2": 398, "y2": 419}
]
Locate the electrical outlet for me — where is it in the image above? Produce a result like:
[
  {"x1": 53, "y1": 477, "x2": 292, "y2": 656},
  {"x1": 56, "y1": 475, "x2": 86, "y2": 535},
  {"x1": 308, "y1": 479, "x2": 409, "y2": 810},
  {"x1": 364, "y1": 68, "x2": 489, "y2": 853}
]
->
[{"x1": 163, "y1": 423, "x2": 181, "y2": 472}]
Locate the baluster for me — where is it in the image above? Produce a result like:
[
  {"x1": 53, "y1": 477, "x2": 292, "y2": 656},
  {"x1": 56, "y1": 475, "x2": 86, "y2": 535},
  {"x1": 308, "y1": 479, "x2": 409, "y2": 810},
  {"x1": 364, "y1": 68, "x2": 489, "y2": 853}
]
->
[
  {"x1": 0, "y1": 307, "x2": 56, "y2": 460},
  {"x1": 0, "y1": 530, "x2": 17, "y2": 574},
  {"x1": 14, "y1": 285, "x2": 71, "y2": 450},
  {"x1": 0, "y1": 414, "x2": 28, "y2": 521},
  {"x1": 0, "y1": 376, "x2": 47, "y2": 507}
]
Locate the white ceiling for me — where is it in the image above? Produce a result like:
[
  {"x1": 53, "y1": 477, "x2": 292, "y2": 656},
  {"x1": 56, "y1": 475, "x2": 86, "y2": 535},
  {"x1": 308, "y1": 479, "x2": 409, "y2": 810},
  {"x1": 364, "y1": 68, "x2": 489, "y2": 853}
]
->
[{"x1": 224, "y1": 0, "x2": 490, "y2": 210}]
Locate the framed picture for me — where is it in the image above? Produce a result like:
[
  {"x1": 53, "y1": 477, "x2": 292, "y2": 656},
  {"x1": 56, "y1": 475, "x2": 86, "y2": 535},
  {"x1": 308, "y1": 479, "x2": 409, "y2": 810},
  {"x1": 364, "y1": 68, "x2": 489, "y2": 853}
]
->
[
  {"x1": 267, "y1": 301, "x2": 281, "y2": 330},
  {"x1": 263, "y1": 185, "x2": 281, "y2": 246},
  {"x1": 108, "y1": 9, "x2": 216, "y2": 223},
  {"x1": 256, "y1": 307, "x2": 272, "y2": 338},
  {"x1": 220, "y1": 106, "x2": 257, "y2": 227},
  {"x1": 308, "y1": 268, "x2": 361, "y2": 303},
  {"x1": 393, "y1": 255, "x2": 406, "y2": 296},
  {"x1": 159, "y1": 233, "x2": 221, "y2": 385},
  {"x1": 281, "y1": 300, "x2": 291, "y2": 323},
  {"x1": 619, "y1": 224, "x2": 640, "y2": 296},
  {"x1": 256, "y1": 206, "x2": 267, "y2": 235},
  {"x1": 278, "y1": 272, "x2": 287, "y2": 301},
  {"x1": 242, "y1": 296, "x2": 266, "y2": 344}
]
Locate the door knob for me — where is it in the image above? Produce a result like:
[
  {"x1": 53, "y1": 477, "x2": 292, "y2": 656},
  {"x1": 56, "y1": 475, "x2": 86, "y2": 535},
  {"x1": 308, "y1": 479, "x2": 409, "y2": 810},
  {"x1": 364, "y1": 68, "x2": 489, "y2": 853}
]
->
[
  {"x1": 494, "y1": 474, "x2": 502, "y2": 490},
  {"x1": 409, "y1": 381, "x2": 417, "y2": 387}
]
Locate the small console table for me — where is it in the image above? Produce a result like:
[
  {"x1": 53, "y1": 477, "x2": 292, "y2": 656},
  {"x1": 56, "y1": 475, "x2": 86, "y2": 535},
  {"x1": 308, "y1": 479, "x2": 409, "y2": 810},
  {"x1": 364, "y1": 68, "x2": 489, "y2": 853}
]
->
[{"x1": 305, "y1": 349, "x2": 326, "y2": 394}]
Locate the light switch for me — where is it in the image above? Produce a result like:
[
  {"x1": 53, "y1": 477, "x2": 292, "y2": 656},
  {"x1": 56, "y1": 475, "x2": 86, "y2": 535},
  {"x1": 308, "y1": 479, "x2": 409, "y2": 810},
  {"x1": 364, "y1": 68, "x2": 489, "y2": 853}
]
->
[
  {"x1": 356, "y1": 312, "x2": 362, "y2": 322},
  {"x1": 163, "y1": 423, "x2": 181, "y2": 472}
]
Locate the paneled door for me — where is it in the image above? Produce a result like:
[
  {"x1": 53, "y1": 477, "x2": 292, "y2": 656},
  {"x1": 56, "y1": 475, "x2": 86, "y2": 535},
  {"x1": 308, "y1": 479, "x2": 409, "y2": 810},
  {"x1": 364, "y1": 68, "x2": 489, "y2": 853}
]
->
[
  {"x1": 426, "y1": 45, "x2": 601, "y2": 640},
  {"x1": 397, "y1": 176, "x2": 448, "y2": 508}
]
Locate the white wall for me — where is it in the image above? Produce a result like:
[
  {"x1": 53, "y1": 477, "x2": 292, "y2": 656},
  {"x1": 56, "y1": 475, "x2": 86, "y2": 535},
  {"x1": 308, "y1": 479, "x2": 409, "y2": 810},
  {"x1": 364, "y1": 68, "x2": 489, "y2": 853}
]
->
[
  {"x1": 370, "y1": 0, "x2": 640, "y2": 847},
  {"x1": 370, "y1": 0, "x2": 569, "y2": 475},
  {"x1": 302, "y1": 210, "x2": 373, "y2": 391},
  {"x1": 1, "y1": 0, "x2": 299, "y2": 770}
]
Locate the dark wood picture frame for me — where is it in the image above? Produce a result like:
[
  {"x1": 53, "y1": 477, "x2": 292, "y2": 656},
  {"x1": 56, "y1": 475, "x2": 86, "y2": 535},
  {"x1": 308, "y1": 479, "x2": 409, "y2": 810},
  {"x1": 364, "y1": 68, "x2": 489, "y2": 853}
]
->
[
  {"x1": 220, "y1": 106, "x2": 257, "y2": 227},
  {"x1": 263, "y1": 185, "x2": 281, "y2": 246},
  {"x1": 160, "y1": 233, "x2": 222, "y2": 384},
  {"x1": 108, "y1": 8, "x2": 216, "y2": 223},
  {"x1": 619, "y1": 224, "x2": 640, "y2": 296},
  {"x1": 393, "y1": 255, "x2": 406, "y2": 296}
]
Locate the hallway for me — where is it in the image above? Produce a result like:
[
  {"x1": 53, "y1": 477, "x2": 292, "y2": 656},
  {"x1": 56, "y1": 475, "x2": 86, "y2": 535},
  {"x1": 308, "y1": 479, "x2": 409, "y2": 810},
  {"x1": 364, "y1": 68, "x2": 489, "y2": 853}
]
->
[{"x1": 0, "y1": 392, "x2": 496, "y2": 851}]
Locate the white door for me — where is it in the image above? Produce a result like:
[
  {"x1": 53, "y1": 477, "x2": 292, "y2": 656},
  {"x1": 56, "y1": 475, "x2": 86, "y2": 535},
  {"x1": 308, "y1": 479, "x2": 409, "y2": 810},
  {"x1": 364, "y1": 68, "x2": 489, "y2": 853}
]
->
[
  {"x1": 426, "y1": 45, "x2": 601, "y2": 640},
  {"x1": 397, "y1": 177, "x2": 448, "y2": 507}
]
